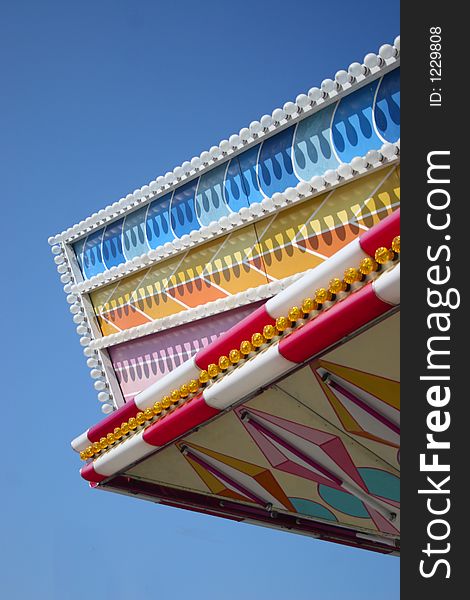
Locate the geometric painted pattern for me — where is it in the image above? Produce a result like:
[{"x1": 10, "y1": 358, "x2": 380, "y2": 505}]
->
[
  {"x1": 233, "y1": 406, "x2": 399, "y2": 535},
  {"x1": 176, "y1": 403, "x2": 400, "y2": 536},
  {"x1": 314, "y1": 361, "x2": 400, "y2": 448},
  {"x1": 179, "y1": 441, "x2": 295, "y2": 511},
  {"x1": 123, "y1": 312, "x2": 401, "y2": 546}
]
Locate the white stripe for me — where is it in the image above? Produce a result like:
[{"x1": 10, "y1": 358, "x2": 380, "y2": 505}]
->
[
  {"x1": 373, "y1": 263, "x2": 400, "y2": 306},
  {"x1": 203, "y1": 345, "x2": 295, "y2": 410},
  {"x1": 93, "y1": 431, "x2": 155, "y2": 477},
  {"x1": 265, "y1": 237, "x2": 365, "y2": 318},
  {"x1": 134, "y1": 356, "x2": 200, "y2": 410},
  {"x1": 71, "y1": 430, "x2": 91, "y2": 453}
]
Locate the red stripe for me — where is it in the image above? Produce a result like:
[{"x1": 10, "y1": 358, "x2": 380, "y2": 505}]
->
[
  {"x1": 278, "y1": 284, "x2": 392, "y2": 364},
  {"x1": 359, "y1": 209, "x2": 400, "y2": 256},
  {"x1": 194, "y1": 304, "x2": 275, "y2": 369},
  {"x1": 81, "y1": 463, "x2": 107, "y2": 483},
  {"x1": 143, "y1": 395, "x2": 220, "y2": 447},
  {"x1": 88, "y1": 400, "x2": 139, "y2": 443}
]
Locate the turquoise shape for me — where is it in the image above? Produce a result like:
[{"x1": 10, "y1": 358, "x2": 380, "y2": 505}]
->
[
  {"x1": 290, "y1": 498, "x2": 337, "y2": 521},
  {"x1": 358, "y1": 468, "x2": 400, "y2": 502},
  {"x1": 319, "y1": 485, "x2": 369, "y2": 518}
]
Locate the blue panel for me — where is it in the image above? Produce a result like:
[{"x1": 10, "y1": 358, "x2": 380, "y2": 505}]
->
[
  {"x1": 73, "y1": 237, "x2": 87, "y2": 276},
  {"x1": 258, "y1": 125, "x2": 299, "y2": 197},
  {"x1": 292, "y1": 103, "x2": 339, "y2": 180},
  {"x1": 374, "y1": 68, "x2": 400, "y2": 143},
  {"x1": 332, "y1": 80, "x2": 383, "y2": 163},
  {"x1": 146, "y1": 193, "x2": 173, "y2": 249},
  {"x1": 195, "y1": 163, "x2": 231, "y2": 225},
  {"x1": 82, "y1": 229, "x2": 106, "y2": 279},
  {"x1": 122, "y1": 206, "x2": 150, "y2": 260},
  {"x1": 224, "y1": 157, "x2": 250, "y2": 212},
  {"x1": 101, "y1": 218, "x2": 125, "y2": 269},
  {"x1": 225, "y1": 144, "x2": 264, "y2": 210},
  {"x1": 170, "y1": 179, "x2": 200, "y2": 238}
]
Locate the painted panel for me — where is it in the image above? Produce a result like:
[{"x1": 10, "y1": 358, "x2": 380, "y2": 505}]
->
[
  {"x1": 374, "y1": 68, "x2": 400, "y2": 143},
  {"x1": 109, "y1": 302, "x2": 263, "y2": 400},
  {"x1": 332, "y1": 79, "x2": 383, "y2": 163},
  {"x1": 170, "y1": 179, "x2": 200, "y2": 238},
  {"x1": 122, "y1": 206, "x2": 150, "y2": 260},
  {"x1": 224, "y1": 144, "x2": 264, "y2": 210},
  {"x1": 101, "y1": 218, "x2": 125, "y2": 269},
  {"x1": 257, "y1": 125, "x2": 299, "y2": 197},
  {"x1": 195, "y1": 163, "x2": 231, "y2": 225},
  {"x1": 146, "y1": 193, "x2": 173, "y2": 249},
  {"x1": 82, "y1": 229, "x2": 105, "y2": 279},
  {"x1": 90, "y1": 255, "x2": 184, "y2": 335},
  {"x1": 292, "y1": 103, "x2": 339, "y2": 180}
]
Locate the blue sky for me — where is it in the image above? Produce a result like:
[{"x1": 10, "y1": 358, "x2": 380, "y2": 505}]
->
[{"x1": 0, "y1": 1, "x2": 399, "y2": 598}]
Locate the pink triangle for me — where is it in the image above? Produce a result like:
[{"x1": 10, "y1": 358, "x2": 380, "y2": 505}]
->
[{"x1": 236, "y1": 405, "x2": 336, "y2": 446}]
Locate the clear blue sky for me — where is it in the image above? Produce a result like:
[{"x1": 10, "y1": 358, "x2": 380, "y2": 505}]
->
[{"x1": 0, "y1": 1, "x2": 399, "y2": 598}]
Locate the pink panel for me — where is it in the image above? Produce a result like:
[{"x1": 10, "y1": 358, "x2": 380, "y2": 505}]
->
[{"x1": 109, "y1": 302, "x2": 264, "y2": 400}]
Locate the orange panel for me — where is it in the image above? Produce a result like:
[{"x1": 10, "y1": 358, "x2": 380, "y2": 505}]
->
[
  {"x1": 100, "y1": 304, "x2": 151, "y2": 330},
  {"x1": 96, "y1": 316, "x2": 121, "y2": 335},
  {"x1": 166, "y1": 278, "x2": 227, "y2": 308}
]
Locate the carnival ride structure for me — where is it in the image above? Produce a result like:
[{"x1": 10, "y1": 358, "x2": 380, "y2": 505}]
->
[{"x1": 50, "y1": 38, "x2": 401, "y2": 554}]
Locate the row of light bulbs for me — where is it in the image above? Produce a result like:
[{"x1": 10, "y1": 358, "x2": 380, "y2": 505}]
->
[
  {"x1": 69, "y1": 141, "x2": 399, "y2": 296},
  {"x1": 52, "y1": 244, "x2": 115, "y2": 414},
  {"x1": 48, "y1": 38, "x2": 399, "y2": 248}
]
